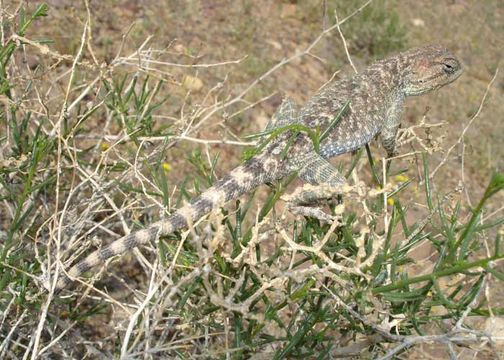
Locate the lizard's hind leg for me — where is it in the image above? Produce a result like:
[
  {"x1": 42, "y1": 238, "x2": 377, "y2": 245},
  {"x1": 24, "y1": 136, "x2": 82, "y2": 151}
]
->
[{"x1": 285, "y1": 151, "x2": 346, "y2": 223}]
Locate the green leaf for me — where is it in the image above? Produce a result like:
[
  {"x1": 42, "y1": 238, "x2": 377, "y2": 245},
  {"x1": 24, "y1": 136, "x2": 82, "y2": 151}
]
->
[{"x1": 319, "y1": 101, "x2": 350, "y2": 142}]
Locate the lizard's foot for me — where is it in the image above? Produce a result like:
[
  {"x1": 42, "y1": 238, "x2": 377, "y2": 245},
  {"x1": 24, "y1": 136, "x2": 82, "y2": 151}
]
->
[
  {"x1": 283, "y1": 152, "x2": 348, "y2": 222},
  {"x1": 283, "y1": 183, "x2": 345, "y2": 205},
  {"x1": 286, "y1": 204, "x2": 335, "y2": 223},
  {"x1": 282, "y1": 183, "x2": 345, "y2": 223}
]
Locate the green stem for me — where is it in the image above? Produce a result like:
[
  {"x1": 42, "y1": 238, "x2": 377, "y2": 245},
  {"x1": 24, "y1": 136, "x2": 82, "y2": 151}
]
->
[{"x1": 372, "y1": 254, "x2": 503, "y2": 294}]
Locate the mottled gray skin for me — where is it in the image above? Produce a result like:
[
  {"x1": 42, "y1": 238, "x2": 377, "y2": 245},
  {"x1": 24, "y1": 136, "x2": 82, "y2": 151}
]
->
[{"x1": 54, "y1": 45, "x2": 462, "y2": 292}]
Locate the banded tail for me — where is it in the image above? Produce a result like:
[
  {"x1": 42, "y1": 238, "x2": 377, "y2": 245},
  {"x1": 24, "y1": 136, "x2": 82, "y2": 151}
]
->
[{"x1": 55, "y1": 151, "x2": 285, "y2": 292}]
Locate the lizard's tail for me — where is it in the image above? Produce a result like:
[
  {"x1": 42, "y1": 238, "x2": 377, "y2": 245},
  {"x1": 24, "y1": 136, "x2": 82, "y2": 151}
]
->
[{"x1": 54, "y1": 151, "x2": 284, "y2": 292}]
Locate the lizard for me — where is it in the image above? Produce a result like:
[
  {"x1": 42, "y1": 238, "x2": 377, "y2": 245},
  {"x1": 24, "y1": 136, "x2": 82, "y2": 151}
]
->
[{"x1": 53, "y1": 44, "x2": 462, "y2": 293}]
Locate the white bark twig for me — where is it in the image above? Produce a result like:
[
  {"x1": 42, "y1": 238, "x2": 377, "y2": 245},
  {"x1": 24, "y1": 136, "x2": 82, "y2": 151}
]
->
[{"x1": 430, "y1": 68, "x2": 498, "y2": 179}]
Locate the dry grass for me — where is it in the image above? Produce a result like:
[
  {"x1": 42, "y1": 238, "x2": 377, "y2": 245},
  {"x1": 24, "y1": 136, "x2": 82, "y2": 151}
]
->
[{"x1": 0, "y1": 1, "x2": 503, "y2": 359}]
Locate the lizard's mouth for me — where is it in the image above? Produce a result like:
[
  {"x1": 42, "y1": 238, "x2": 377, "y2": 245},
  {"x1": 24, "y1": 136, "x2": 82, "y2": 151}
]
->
[
  {"x1": 405, "y1": 54, "x2": 463, "y2": 96},
  {"x1": 407, "y1": 66, "x2": 463, "y2": 96}
]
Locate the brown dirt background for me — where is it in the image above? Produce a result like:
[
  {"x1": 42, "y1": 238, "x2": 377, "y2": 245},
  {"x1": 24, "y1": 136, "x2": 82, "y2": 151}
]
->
[{"x1": 26, "y1": 0, "x2": 503, "y2": 358}]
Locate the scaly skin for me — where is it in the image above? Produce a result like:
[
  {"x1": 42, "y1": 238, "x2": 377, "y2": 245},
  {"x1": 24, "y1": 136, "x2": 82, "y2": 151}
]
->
[{"x1": 54, "y1": 44, "x2": 462, "y2": 292}]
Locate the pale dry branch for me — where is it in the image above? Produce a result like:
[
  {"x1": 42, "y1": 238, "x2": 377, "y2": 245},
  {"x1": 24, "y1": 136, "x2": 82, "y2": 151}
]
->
[
  {"x1": 116, "y1": 54, "x2": 248, "y2": 69},
  {"x1": 278, "y1": 226, "x2": 362, "y2": 276},
  {"x1": 430, "y1": 68, "x2": 499, "y2": 179},
  {"x1": 394, "y1": 115, "x2": 446, "y2": 155},
  {"x1": 334, "y1": 9, "x2": 358, "y2": 74},
  {"x1": 11, "y1": 34, "x2": 95, "y2": 69},
  {"x1": 324, "y1": 284, "x2": 497, "y2": 359},
  {"x1": 32, "y1": 12, "x2": 92, "y2": 360},
  {"x1": 74, "y1": 133, "x2": 256, "y2": 146}
]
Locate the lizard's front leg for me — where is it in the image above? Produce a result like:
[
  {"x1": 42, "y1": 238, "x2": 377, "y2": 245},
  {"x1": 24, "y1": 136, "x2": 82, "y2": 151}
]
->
[
  {"x1": 381, "y1": 97, "x2": 404, "y2": 159},
  {"x1": 381, "y1": 121, "x2": 401, "y2": 173},
  {"x1": 284, "y1": 151, "x2": 346, "y2": 223},
  {"x1": 381, "y1": 124, "x2": 400, "y2": 159}
]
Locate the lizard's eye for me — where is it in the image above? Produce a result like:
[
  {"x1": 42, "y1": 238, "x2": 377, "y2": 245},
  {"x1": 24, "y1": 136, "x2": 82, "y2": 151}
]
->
[
  {"x1": 443, "y1": 63, "x2": 454, "y2": 73},
  {"x1": 442, "y1": 60, "x2": 459, "y2": 74}
]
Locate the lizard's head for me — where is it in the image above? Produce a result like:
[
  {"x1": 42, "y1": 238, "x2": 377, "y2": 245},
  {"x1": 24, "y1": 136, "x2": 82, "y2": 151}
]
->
[{"x1": 401, "y1": 45, "x2": 463, "y2": 96}]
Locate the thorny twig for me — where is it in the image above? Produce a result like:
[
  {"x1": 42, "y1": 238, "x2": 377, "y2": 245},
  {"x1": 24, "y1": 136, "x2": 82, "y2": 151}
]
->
[
  {"x1": 324, "y1": 280, "x2": 497, "y2": 360},
  {"x1": 430, "y1": 68, "x2": 498, "y2": 179}
]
